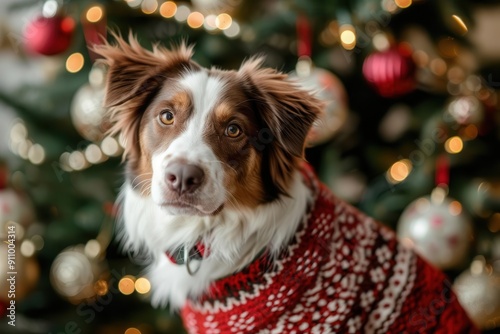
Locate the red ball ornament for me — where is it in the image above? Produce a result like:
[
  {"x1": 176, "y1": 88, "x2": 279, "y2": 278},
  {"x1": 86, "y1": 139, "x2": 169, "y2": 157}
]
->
[
  {"x1": 23, "y1": 14, "x2": 75, "y2": 56},
  {"x1": 362, "y1": 45, "x2": 416, "y2": 98}
]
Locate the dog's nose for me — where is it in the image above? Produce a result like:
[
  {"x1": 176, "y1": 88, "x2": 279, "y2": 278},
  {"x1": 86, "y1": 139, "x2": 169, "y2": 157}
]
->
[{"x1": 165, "y1": 162, "x2": 205, "y2": 195}]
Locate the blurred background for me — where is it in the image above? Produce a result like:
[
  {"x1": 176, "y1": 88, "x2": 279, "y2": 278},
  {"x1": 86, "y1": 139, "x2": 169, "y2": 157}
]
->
[{"x1": 1, "y1": 0, "x2": 500, "y2": 333}]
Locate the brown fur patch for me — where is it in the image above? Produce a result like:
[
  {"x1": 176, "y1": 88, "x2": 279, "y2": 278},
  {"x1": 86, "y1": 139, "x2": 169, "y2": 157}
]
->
[
  {"x1": 203, "y1": 73, "x2": 265, "y2": 208},
  {"x1": 236, "y1": 58, "x2": 323, "y2": 198},
  {"x1": 94, "y1": 33, "x2": 198, "y2": 166},
  {"x1": 94, "y1": 34, "x2": 199, "y2": 195}
]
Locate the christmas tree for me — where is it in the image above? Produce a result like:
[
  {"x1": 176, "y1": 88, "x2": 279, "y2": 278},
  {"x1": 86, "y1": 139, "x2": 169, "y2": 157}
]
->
[{"x1": 1, "y1": 0, "x2": 500, "y2": 332}]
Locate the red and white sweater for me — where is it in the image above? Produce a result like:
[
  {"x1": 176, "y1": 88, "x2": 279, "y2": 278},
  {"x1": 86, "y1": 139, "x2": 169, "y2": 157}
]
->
[{"x1": 181, "y1": 166, "x2": 478, "y2": 333}]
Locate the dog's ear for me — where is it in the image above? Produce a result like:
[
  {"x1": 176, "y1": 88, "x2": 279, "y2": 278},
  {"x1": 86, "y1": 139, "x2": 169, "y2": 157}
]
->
[
  {"x1": 93, "y1": 33, "x2": 197, "y2": 161},
  {"x1": 238, "y1": 58, "x2": 323, "y2": 196}
]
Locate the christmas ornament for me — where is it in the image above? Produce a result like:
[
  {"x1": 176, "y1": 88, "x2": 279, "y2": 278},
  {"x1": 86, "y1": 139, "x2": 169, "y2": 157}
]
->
[
  {"x1": 50, "y1": 243, "x2": 108, "y2": 303},
  {"x1": 289, "y1": 58, "x2": 348, "y2": 146},
  {"x1": 70, "y1": 64, "x2": 109, "y2": 142},
  {"x1": 454, "y1": 257, "x2": 500, "y2": 330},
  {"x1": 444, "y1": 95, "x2": 484, "y2": 126},
  {"x1": 192, "y1": 0, "x2": 234, "y2": 14},
  {"x1": 362, "y1": 45, "x2": 416, "y2": 98},
  {"x1": 397, "y1": 187, "x2": 473, "y2": 270},
  {"x1": 0, "y1": 188, "x2": 35, "y2": 227},
  {"x1": 23, "y1": 0, "x2": 75, "y2": 56},
  {"x1": 0, "y1": 242, "x2": 40, "y2": 302}
]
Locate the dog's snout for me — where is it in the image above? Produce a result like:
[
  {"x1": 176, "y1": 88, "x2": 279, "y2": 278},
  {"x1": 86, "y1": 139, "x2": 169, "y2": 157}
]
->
[{"x1": 165, "y1": 161, "x2": 205, "y2": 195}]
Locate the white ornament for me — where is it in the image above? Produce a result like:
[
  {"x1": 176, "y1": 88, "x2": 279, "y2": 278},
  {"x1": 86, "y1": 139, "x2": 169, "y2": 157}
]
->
[{"x1": 397, "y1": 187, "x2": 473, "y2": 270}]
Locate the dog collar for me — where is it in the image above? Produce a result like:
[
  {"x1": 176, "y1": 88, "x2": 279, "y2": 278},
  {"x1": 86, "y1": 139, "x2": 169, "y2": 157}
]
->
[{"x1": 165, "y1": 242, "x2": 207, "y2": 275}]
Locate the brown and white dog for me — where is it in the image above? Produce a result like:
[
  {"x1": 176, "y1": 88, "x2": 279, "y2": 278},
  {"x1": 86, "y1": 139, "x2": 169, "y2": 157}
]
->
[{"x1": 96, "y1": 36, "x2": 477, "y2": 333}]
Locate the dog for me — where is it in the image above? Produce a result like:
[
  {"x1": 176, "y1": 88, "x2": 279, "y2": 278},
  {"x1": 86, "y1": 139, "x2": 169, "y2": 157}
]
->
[{"x1": 95, "y1": 35, "x2": 478, "y2": 333}]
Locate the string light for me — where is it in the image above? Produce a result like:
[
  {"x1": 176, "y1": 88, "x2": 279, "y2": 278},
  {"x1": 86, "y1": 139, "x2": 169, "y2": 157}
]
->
[
  {"x1": 86, "y1": 5, "x2": 104, "y2": 23},
  {"x1": 174, "y1": 4, "x2": 190, "y2": 22},
  {"x1": 118, "y1": 276, "x2": 135, "y2": 295},
  {"x1": 387, "y1": 159, "x2": 412, "y2": 184},
  {"x1": 66, "y1": 53, "x2": 85, "y2": 73},
  {"x1": 141, "y1": 0, "x2": 158, "y2": 15},
  {"x1": 124, "y1": 328, "x2": 141, "y2": 334},
  {"x1": 394, "y1": 0, "x2": 412, "y2": 9},
  {"x1": 339, "y1": 24, "x2": 356, "y2": 50},
  {"x1": 187, "y1": 11, "x2": 204, "y2": 29},
  {"x1": 134, "y1": 277, "x2": 151, "y2": 294},
  {"x1": 28, "y1": 143, "x2": 45, "y2": 165},
  {"x1": 224, "y1": 21, "x2": 240, "y2": 38},
  {"x1": 216, "y1": 13, "x2": 232, "y2": 30},
  {"x1": 20, "y1": 240, "x2": 36, "y2": 257},
  {"x1": 204, "y1": 14, "x2": 217, "y2": 31},
  {"x1": 160, "y1": 1, "x2": 177, "y2": 18},
  {"x1": 445, "y1": 136, "x2": 463, "y2": 154}
]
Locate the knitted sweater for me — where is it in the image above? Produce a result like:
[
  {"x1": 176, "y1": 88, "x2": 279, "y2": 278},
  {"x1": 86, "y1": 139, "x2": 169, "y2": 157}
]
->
[{"x1": 181, "y1": 166, "x2": 478, "y2": 333}]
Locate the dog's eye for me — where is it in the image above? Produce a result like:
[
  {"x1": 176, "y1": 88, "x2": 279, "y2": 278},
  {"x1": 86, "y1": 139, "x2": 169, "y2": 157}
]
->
[
  {"x1": 159, "y1": 110, "x2": 174, "y2": 125},
  {"x1": 225, "y1": 124, "x2": 242, "y2": 138}
]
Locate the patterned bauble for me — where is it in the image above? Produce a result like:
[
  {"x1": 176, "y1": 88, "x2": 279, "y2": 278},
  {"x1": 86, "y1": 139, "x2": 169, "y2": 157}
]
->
[
  {"x1": 23, "y1": 1, "x2": 75, "y2": 57},
  {"x1": 397, "y1": 187, "x2": 473, "y2": 270},
  {"x1": 50, "y1": 243, "x2": 108, "y2": 303},
  {"x1": 70, "y1": 64, "x2": 109, "y2": 142},
  {"x1": 0, "y1": 242, "x2": 40, "y2": 302},
  {"x1": 444, "y1": 95, "x2": 484, "y2": 126},
  {"x1": 290, "y1": 59, "x2": 348, "y2": 146},
  {"x1": 362, "y1": 45, "x2": 416, "y2": 98},
  {"x1": 454, "y1": 257, "x2": 500, "y2": 330}
]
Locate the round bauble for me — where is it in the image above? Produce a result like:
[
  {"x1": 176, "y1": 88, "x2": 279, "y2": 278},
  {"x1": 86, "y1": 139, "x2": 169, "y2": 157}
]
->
[
  {"x1": 454, "y1": 258, "x2": 500, "y2": 330},
  {"x1": 362, "y1": 45, "x2": 416, "y2": 98},
  {"x1": 290, "y1": 63, "x2": 348, "y2": 146},
  {"x1": 50, "y1": 244, "x2": 108, "y2": 303},
  {"x1": 23, "y1": 15, "x2": 75, "y2": 56},
  {"x1": 397, "y1": 189, "x2": 473, "y2": 270},
  {"x1": 70, "y1": 65, "x2": 109, "y2": 142}
]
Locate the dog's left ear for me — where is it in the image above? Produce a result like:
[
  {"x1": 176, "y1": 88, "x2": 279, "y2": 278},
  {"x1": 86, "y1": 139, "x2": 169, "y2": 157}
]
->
[
  {"x1": 238, "y1": 58, "x2": 323, "y2": 195},
  {"x1": 238, "y1": 58, "x2": 322, "y2": 157}
]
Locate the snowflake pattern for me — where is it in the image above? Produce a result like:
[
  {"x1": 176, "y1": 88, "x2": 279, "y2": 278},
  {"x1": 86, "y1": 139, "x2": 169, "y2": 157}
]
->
[{"x1": 181, "y1": 165, "x2": 478, "y2": 334}]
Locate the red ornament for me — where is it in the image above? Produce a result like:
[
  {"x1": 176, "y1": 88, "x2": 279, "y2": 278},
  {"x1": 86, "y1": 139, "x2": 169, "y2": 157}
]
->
[
  {"x1": 23, "y1": 15, "x2": 75, "y2": 56},
  {"x1": 362, "y1": 45, "x2": 416, "y2": 98}
]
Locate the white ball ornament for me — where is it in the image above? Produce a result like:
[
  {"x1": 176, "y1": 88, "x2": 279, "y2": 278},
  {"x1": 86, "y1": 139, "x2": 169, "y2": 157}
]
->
[
  {"x1": 453, "y1": 257, "x2": 500, "y2": 330},
  {"x1": 397, "y1": 187, "x2": 473, "y2": 270}
]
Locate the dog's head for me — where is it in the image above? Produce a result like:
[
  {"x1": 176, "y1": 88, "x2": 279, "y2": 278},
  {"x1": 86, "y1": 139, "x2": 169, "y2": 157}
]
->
[{"x1": 96, "y1": 36, "x2": 322, "y2": 216}]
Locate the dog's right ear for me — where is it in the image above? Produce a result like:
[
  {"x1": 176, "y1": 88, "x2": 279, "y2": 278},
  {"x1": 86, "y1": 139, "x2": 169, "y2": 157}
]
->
[{"x1": 93, "y1": 33, "x2": 197, "y2": 160}]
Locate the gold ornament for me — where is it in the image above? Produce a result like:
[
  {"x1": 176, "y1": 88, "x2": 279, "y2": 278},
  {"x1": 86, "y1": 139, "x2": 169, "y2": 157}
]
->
[{"x1": 50, "y1": 243, "x2": 108, "y2": 303}]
